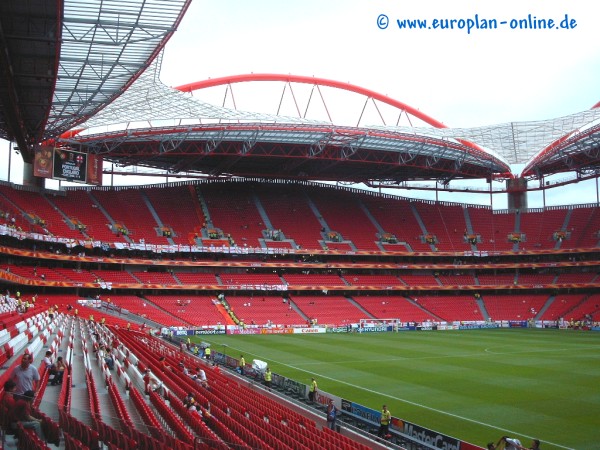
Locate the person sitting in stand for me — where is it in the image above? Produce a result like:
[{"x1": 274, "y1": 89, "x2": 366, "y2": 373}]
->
[
  {"x1": 104, "y1": 352, "x2": 115, "y2": 370},
  {"x1": 193, "y1": 367, "x2": 208, "y2": 388},
  {"x1": 42, "y1": 350, "x2": 55, "y2": 372},
  {"x1": 143, "y1": 369, "x2": 162, "y2": 395},
  {"x1": 1, "y1": 380, "x2": 17, "y2": 422},
  {"x1": 159, "y1": 356, "x2": 171, "y2": 372},
  {"x1": 51, "y1": 357, "x2": 66, "y2": 385},
  {"x1": 183, "y1": 392, "x2": 196, "y2": 408},
  {"x1": 10, "y1": 390, "x2": 48, "y2": 441}
]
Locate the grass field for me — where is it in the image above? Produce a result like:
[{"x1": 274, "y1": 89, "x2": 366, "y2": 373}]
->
[{"x1": 193, "y1": 328, "x2": 600, "y2": 450}]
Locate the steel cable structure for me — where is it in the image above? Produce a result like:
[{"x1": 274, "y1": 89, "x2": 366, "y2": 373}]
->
[{"x1": 0, "y1": 0, "x2": 599, "y2": 187}]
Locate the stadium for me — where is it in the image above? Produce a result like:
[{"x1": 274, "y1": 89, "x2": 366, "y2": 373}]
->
[{"x1": 0, "y1": 1, "x2": 599, "y2": 450}]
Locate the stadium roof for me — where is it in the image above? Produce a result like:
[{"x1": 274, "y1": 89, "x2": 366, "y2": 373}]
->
[
  {"x1": 0, "y1": 0, "x2": 191, "y2": 162},
  {"x1": 63, "y1": 70, "x2": 600, "y2": 181},
  {"x1": 1, "y1": 0, "x2": 599, "y2": 183}
]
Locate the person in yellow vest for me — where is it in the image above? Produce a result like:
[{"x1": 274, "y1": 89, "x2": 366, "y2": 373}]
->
[
  {"x1": 378, "y1": 404, "x2": 392, "y2": 438},
  {"x1": 238, "y1": 355, "x2": 245, "y2": 375},
  {"x1": 264, "y1": 367, "x2": 272, "y2": 389},
  {"x1": 308, "y1": 377, "x2": 318, "y2": 403},
  {"x1": 74, "y1": 308, "x2": 78, "y2": 317},
  {"x1": 100, "y1": 317, "x2": 105, "y2": 325},
  {"x1": 204, "y1": 346, "x2": 211, "y2": 361},
  {"x1": 89, "y1": 314, "x2": 94, "y2": 323}
]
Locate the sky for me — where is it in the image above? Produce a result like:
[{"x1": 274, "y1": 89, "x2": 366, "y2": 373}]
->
[{"x1": 1, "y1": 0, "x2": 600, "y2": 208}]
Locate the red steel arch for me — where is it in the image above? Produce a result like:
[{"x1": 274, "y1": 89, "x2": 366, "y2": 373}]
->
[
  {"x1": 176, "y1": 73, "x2": 495, "y2": 157},
  {"x1": 175, "y1": 73, "x2": 448, "y2": 129}
]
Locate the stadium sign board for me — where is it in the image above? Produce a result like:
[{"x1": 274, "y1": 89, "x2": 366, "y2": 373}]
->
[{"x1": 53, "y1": 148, "x2": 87, "y2": 183}]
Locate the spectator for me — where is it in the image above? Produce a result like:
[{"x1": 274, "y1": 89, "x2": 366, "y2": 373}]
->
[
  {"x1": 42, "y1": 350, "x2": 55, "y2": 371},
  {"x1": 104, "y1": 353, "x2": 115, "y2": 370},
  {"x1": 378, "y1": 404, "x2": 392, "y2": 438},
  {"x1": 1, "y1": 380, "x2": 17, "y2": 410},
  {"x1": 51, "y1": 357, "x2": 66, "y2": 385},
  {"x1": 11, "y1": 354, "x2": 40, "y2": 395},
  {"x1": 179, "y1": 362, "x2": 189, "y2": 376},
  {"x1": 143, "y1": 369, "x2": 162, "y2": 395},
  {"x1": 193, "y1": 367, "x2": 208, "y2": 388},
  {"x1": 97, "y1": 344, "x2": 106, "y2": 359},
  {"x1": 159, "y1": 356, "x2": 171, "y2": 372},
  {"x1": 326, "y1": 399, "x2": 338, "y2": 430},
  {"x1": 183, "y1": 393, "x2": 195, "y2": 408},
  {"x1": 10, "y1": 390, "x2": 45, "y2": 440}
]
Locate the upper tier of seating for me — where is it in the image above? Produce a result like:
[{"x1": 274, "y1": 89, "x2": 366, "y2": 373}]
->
[{"x1": 0, "y1": 181, "x2": 598, "y2": 253}]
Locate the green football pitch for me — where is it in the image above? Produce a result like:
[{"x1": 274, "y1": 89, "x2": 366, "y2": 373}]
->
[{"x1": 194, "y1": 328, "x2": 600, "y2": 450}]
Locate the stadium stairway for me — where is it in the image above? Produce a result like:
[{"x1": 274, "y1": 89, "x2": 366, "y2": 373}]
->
[
  {"x1": 87, "y1": 191, "x2": 134, "y2": 245},
  {"x1": 475, "y1": 295, "x2": 491, "y2": 321},
  {"x1": 289, "y1": 298, "x2": 310, "y2": 322},
  {"x1": 405, "y1": 296, "x2": 445, "y2": 322},
  {"x1": 139, "y1": 190, "x2": 176, "y2": 246},
  {"x1": 345, "y1": 296, "x2": 377, "y2": 319},
  {"x1": 138, "y1": 295, "x2": 194, "y2": 326},
  {"x1": 554, "y1": 209, "x2": 573, "y2": 249},
  {"x1": 462, "y1": 207, "x2": 479, "y2": 252},
  {"x1": 356, "y1": 198, "x2": 389, "y2": 252},
  {"x1": 86, "y1": 324, "x2": 149, "y2": 434},
  {"x1": 304, "y1": 193, "x2": 330, "y2": 233},
  {"x1": 252, "y1": 192, "x2": 275, "y2": 231},
  {"x1": 193, "y1": 187, "x2": 214, "y2": 230},
  {"x1": 409, "y1": 203, "x2": 437, "y2": 251},
  {"x1": 513, "y1": 210, "x2": 522, "y2": 251},
  {"x1": 37, "y1": 315, "x2": 71, "y2": 423},
  {"x1": 68, "y1": 319, "x2": 108, "y2": 429},
  {"x1": 535, "y1": 294, "x2": 557, "y2": 320}
]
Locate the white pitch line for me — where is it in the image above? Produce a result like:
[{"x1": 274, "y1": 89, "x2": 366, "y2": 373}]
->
[
  {"x1": 281, "y1": 360, "x2": 575, "y2": 450},
  {"x1": 211, "y1": 341, "x2": 579, "y2": 449},
  {"x1": 296, "y1": 344, "x2": 600, "y2": 366}
]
